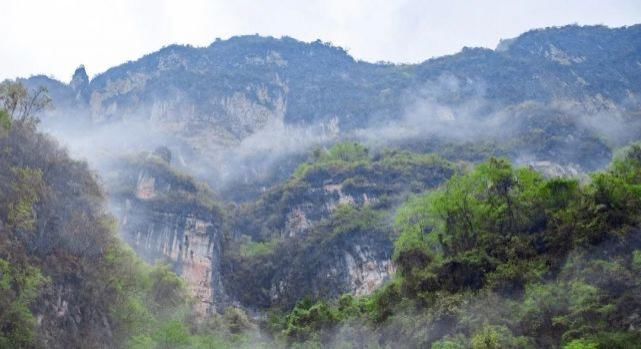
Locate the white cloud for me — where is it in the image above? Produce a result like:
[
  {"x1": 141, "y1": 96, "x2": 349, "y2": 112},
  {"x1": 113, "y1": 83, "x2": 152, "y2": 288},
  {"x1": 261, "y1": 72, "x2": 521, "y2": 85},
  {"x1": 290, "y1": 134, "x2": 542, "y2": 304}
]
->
[{"x1": 1, "y1": 0, "x2": 640, "y2": 82}]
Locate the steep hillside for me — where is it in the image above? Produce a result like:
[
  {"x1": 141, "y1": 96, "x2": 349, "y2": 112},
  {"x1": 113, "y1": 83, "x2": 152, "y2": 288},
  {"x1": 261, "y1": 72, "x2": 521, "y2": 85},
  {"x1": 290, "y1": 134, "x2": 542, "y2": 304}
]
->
[
  {"x1": 4, "y1": 23, "x2": 641, "y2": 348},
  {"x1": 270, "y1": 145, "x2": 641, "y2": 348},
  {"x1": 0, "y1": 119, "x2": 192, "y2": 347},
  {"x1": 103, "y1": 149, "x2": 229, "y2": 317},
  {"x1": 27, "y1": 25, "x2": 641, "y2": 132},
  {"x1": 223, "y1": 143, "x2": 458, "y2": 309},
  {"x1": 0, "y1": 98, "x2": 264, "y2": 349}
]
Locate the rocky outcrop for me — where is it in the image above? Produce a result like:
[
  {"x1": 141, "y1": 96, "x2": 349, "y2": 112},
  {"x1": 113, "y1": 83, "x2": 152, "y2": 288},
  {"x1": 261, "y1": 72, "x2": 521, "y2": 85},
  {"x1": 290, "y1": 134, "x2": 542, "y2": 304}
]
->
[
  {"x1": 69, "y1": 65, "x2": 90, "y2": 104},
  {"x1": 27, "y1": 25, "x2": 641, "y2": 179},
  {"x1": 344, "y1": 244, "x2": 396, "y2": 296},
  {"x1": 121, "y1": 205, "x2": 226, "y2": 316},
  {"x1": 107, "y1": 151, "x2": 228, "y2": 316},
  {"x1": 268, "y1": 230, "x2": 394, "y2": 308},
  {"x1": 222, "y1": 151, "x2": 455, "y2": 309}
]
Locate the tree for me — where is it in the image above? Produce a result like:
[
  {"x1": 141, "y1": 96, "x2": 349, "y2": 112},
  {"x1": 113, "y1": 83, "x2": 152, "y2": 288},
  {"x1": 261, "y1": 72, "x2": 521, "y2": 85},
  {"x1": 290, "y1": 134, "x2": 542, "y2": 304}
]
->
[
  {"x1": 0, "y1": 110, "x2": 10, "y2": 132},
  {"x1": 0, "y1": 80, "x2": 51, "y2": 124}
]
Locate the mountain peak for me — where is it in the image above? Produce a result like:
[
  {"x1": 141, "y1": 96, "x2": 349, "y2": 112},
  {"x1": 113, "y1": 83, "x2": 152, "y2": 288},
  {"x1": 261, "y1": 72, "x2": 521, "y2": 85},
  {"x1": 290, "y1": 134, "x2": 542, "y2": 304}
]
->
[{"x1": 70, "y1": 65, "x2": 89, "y2": 90}]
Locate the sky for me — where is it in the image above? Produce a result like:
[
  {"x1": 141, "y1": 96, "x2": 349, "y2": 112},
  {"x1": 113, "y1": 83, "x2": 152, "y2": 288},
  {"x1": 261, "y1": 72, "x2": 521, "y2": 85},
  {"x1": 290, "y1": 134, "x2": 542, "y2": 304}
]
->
[{"x1": 1, "y1": 0, "x2": 640, "y2": 82}]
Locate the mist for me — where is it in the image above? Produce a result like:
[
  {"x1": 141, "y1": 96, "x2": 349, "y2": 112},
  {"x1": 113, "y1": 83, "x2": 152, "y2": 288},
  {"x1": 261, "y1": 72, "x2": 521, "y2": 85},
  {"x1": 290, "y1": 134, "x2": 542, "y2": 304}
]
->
[{"x1": 37, "y1": 70, "x2": 641, "y2": 203}]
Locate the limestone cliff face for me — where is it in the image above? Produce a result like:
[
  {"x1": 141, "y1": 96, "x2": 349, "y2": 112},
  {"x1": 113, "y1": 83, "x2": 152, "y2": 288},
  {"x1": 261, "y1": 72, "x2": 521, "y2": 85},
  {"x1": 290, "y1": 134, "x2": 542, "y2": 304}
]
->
[
  {"x1": 107, "y1": 152, "x2": 228, "y2": 316},
  {"x1": 268, "y1": 232, "x2": 395, "y2": 306},
  {"x1": 344, "y1": 244, "x2": 396, "y2": 296},
  {"x1": 225, "y1": 152, "x2": 455, "y2": 309},
  {"x1": 120, "y1": 202, "x2": 226, "y2": 316},
  {"x1": 268, "y1": 184, "x2": 394, "y2": 304},
  {"x1": 277, "y1": 182, "x2": 382, "y2": 240}
]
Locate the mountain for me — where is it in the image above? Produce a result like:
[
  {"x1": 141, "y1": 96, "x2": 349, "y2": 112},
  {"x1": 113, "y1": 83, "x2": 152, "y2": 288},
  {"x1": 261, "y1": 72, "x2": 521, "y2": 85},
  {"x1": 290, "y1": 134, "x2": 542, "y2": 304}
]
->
[
  {"x1": 27, "y1": 25, "x2": 641, "y2": 131},
  {"x1": 275, "y1": 147, "x2": 641, "y2": 348},
  {"x1": 4, "y1": 23, "x2": 641, "y2": 348},
  {"x1": 22, "y1": 25, "x2": 641, "y2": 198},
  {"x1": 224, "y1": 145, "x2": 457, "y2": 309}
]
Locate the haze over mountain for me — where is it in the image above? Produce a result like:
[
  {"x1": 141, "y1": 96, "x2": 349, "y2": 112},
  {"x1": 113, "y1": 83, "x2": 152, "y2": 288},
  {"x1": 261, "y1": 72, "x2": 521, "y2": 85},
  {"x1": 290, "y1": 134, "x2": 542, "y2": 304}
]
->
[
  {"x1": 2, "y1": 22, "x2": 641, "y2": 348},
  {"x1": 23, "y1": 24, "x2": 641, "y2": 198}
]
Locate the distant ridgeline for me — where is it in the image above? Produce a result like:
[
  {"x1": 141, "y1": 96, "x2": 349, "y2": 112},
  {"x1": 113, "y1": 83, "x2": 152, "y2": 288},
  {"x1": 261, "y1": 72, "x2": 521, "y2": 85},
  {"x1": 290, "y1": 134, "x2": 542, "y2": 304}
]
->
[{"x1": 23, "y1": 24, "x2": 641, "y2": 196}]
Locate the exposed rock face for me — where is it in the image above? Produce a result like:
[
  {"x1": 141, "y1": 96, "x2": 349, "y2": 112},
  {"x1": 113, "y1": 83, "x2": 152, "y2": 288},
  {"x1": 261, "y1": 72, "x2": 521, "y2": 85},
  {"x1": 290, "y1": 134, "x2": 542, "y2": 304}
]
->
[
  {"x1": 267, "y1": 231, "x2": 394, "y2": 308},
  {"x1": 107, "y1": 153, "x2": 228, "y2": 316},
  {"x1": 344, "y1": 244, "x2": 396, "y2": 296},
  {"x1": 121, "y1": 204, "x2": 225, "y2": 316},
  {"x1": 224, "y1": 152, "x2": 456, "y2": 309},
  {"x1": 25, "y1": 25, "x2": 641, "y2": 179},
  {"x1": 279, "y1": 183, "x2": 367, "y2": 238},
  {"x1": 69, "y1": 65, "x2": 90, "y2": 103},
  {"x1": 135, "y1": 171, "x2": 156, "y2": 199}
]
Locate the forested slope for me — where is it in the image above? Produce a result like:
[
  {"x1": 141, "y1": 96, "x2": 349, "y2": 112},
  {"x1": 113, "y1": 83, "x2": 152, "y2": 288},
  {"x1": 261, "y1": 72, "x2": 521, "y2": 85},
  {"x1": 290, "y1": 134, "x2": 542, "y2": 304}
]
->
[
  {"x1": 271, "y1": 144, "x2": 641, "y2": 348},
  {"x1": 0, "y1": 104, "x2": 261, "y2": 348}
]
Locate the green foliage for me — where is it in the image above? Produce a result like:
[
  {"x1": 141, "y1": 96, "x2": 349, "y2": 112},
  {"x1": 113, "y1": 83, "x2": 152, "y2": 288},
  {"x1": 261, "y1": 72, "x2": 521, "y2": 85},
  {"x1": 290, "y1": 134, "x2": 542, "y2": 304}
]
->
[
  {"x1": 470, "y1": 324, "x2": 531, "y2": 349},
  {"x1": 0, "y1": 109, "x2": 10, "y2": 132},
  {"x1": 326, "y1": 204, "x2": 386, "y2": 238},
  {"x1": 394, "y1": 194, "x2": 434, "y2": 259},
  {"x1": 563, "y1": 339, "x2": 599, "y2": 349},
  {"x1": 239, "y1": 239, "x2": 278, "y2": 258},
  {"x1": 1, "y1": 167, "x2": 43, "y2": 232},
  {"x1": 632, "y1": 250, "x2": 641, "y2": 271},
  {"x1": 149, "y1": 265, "x2": 186, "y2": 310},
  {"x1": 152, "y1": 320, "x2": 191, "y2": 348},
  {"x1": 423, "y1": 158, "x2": 546, "y2": 256},
  {"x1": 0, "y1": 80, "x2": 50, "y2": 124},
  {"x1": 278, "y1": 150, "x2": 641, "y2": 347},
  {"x1": 0, "y1": 259, "x2": 47, "y2": 348},
  {"x1": 283, "y1": 298, "x2": 340, "y2": 343},
  {"x1": 323, "y1": 142, "x2": 369, "y2": 163},
  {"x1": 293, "y1": 143, "x2": 369, "y2": 179},
  {"x1": 431, "y1": 336, "x2": 467, "y2": 349},
  {"x1": 610, "y1": 143, "x2": 641, "y2": 184}
]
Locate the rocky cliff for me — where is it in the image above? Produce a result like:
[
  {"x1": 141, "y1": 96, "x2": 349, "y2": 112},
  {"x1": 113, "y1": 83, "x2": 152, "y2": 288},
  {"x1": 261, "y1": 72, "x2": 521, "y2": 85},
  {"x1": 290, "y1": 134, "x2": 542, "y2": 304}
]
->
[
  {"x1": 14, "y1": 23, "x2": 641, "y2": 317},
  {"x1": 222, "y1": 145, "x2": 457, "y2": 309},
  {"x1": 23, "y1": 25, "x2": 641, "y2": 196},
  {"x1": 104, "y1": 149, "x2": 228, "y2": 316}
]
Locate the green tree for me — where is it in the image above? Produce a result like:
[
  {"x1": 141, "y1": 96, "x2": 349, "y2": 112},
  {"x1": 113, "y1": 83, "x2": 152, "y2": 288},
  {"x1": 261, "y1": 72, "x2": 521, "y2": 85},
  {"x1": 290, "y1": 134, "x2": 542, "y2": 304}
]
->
[{"x1": 0, "y1": 259, "x2": 47, "y2": 348}]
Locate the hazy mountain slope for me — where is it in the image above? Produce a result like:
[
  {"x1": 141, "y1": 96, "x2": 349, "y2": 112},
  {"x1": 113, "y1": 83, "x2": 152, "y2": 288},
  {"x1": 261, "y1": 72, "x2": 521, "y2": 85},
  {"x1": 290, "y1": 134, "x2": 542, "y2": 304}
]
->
[
  {"x1": 223, "y1": 145, "x2": 457, "y2": 309},
  {"x1": 28, "y1": 25, "x2": 641, "y2": 130},
  {"x1": 4, "y1": 20, "x2": 641, "y2": 349},
  {"x1": 0, "y1": 120, "x2": 200, "y2": 348},
  {"x1": 274, "y1": 146, "x2": 641, "y2": 348},
  {"x1": 103, "y1": 149, "x2": 229, "y2": 317},
  {"x1": 23, "y1": 25, "x2": 641, "y2": 189}
]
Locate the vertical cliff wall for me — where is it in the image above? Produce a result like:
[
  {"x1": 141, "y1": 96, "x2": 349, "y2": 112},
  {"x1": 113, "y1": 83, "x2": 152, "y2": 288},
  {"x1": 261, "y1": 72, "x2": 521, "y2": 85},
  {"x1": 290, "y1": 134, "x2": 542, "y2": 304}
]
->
[{"x1": 106, "y1": 151, "x2": 228, "y2": 316}]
